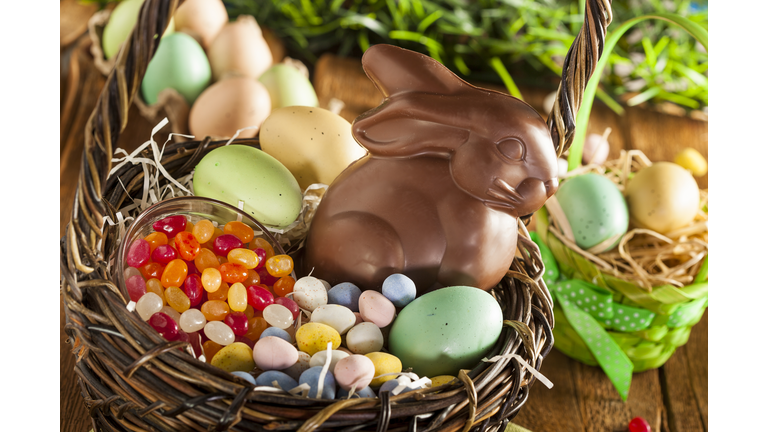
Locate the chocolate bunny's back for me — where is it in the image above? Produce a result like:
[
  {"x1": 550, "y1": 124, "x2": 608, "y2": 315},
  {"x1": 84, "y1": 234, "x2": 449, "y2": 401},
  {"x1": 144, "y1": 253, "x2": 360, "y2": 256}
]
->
[{"x1": 303, "y1": 44, "x2": 559, "y2": 295}]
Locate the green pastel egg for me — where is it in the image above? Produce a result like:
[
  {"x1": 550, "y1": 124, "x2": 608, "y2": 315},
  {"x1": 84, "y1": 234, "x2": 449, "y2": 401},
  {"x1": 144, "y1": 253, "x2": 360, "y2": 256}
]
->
[
  {"x1": 555, "y1": 173, "x2": 629, "y2": 251},
  {"x1": 388, "y1": 286, "x2": 503, "y2": 377},
  {"x1": 102, "y1": 0, "x2": 144, "y2": 60},
  {"x1": 258, "y1": 64, "x2": 319, "y2": 110},
  {"x1": 192, "y1": 145, "x2": 302, "y2": 228},
  {"x1": 141, "y1": 32, "x2": 211, "y2": 105}
]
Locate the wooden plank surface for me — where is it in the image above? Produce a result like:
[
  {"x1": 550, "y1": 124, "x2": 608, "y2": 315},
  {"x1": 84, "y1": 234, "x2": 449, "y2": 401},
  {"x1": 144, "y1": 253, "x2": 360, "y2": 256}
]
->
[{"x1": 59, "y1": 7, "x2": 707, "y2": 431}]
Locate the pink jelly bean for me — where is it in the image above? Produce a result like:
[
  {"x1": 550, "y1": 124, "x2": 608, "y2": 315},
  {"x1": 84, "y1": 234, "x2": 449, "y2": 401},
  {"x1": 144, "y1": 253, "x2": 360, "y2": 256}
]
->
[
  {"x1": 152, "y1": 215, "x2": 187, "y2": 238},
  {"x1": 225, "y1": 312, "x2": 249, "y2": 336},
  {"x1": 125, "y1": 275, "x2": 147, "y2": 302},
  {"x1": 126, "y1": 239, "x2": 151, "y2": 268},
  {"x1": 253, "y1": 248, "x2": 267, "y2": 270},
  {"x1": 247, "y1": 285, "x2": 275, "y2": 311},
  {"x1": 257, "y1": 268, "x2": 280, "y2": 286},
  {"x1": 274, "y1": 296, "x2": 300, "y2": 320},
  {"x1": 151, "y1": 244, "x2": 178, "y2": 265},
  {"x1": 183, "y1": 274, "x2": 204, "y2": 307},
  {"x1": 149, "y1": 312, "x2": 180, "y2": 340},
  {"x1": 213, "y1": 234, "x2": 243, "y2": 256}
]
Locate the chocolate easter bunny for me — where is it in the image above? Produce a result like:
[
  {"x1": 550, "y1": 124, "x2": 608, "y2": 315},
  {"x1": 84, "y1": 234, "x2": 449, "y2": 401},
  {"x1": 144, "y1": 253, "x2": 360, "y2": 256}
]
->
[{"x1": 304, "y1": 44, "x2": 561, "y2": 294}]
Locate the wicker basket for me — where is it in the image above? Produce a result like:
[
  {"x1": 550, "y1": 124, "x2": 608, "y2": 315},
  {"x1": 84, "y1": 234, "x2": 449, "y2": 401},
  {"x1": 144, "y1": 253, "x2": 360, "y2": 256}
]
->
[{"x1": 60, "y1": 0, "x2": 613, "y2": 430}]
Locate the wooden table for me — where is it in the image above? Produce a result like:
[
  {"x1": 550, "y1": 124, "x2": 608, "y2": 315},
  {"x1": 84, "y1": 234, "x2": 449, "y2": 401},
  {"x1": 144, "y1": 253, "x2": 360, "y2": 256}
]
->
[{"x1": 60, "y1": 3, "x2": 707, "y2": 431}]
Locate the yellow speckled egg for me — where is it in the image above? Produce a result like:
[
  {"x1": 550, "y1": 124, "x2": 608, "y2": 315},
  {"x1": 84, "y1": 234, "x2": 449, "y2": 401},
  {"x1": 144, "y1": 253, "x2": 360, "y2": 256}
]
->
[
  {"x1": 625, "y1": 162, "x2": 700, "y2": 234},
  {"x1": 430, "y1": 375, "x2": 457, "y2": 388},
  {"x1": 210, "y1": 342, "x2": 255, "y2": 373},
  {"x1": 364, "y1": 352, "x2": 402, "y2": 387},
  {"x1": 295, "y1": 322, "x2": 341, "y2": 356},
  {"x1": 259, "y1": 106, "x2": 367, "y2": 191}
]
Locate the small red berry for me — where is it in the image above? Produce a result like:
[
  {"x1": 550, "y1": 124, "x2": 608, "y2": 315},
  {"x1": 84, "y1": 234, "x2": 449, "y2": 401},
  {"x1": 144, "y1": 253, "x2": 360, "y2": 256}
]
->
[{"x1": 628, "y1": 417, "x2": 651, "y2": 432}]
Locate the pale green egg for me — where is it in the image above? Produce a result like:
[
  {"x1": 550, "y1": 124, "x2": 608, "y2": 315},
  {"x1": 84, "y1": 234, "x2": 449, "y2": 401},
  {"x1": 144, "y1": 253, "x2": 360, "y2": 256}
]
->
[
  {"x1": 388, "y1": 286, "x2": 503, "y2": 377},
  {"x1": 258, "y1": 64, "x2": 319, "y2": 110},
  {"x1": 141, "y1": 32, "x2": 211, "y2": 105},
  {"x1": 103, "y1": 0, "x2": 175, "y2": 60},
  {"x1": 192, "y1": 145, "x2": 303, "y2": 229}
]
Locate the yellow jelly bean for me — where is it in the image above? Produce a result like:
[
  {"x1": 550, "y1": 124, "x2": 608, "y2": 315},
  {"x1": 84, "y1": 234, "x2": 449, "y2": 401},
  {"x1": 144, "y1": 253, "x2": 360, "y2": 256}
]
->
[
  {"x1": 228, "y1": 248, "x2": 259, "y2": 269},
  {"x1": 201, "y1": 268, "x2": 222, "y2": 293},
  {"x1": 228, "y1": 282, "x2": 248, "y2": 312},
  {"x1": 266, "y1": 254, "x2": 294, "y2": 277},
  {"x1": 365, "y1": 352, "x2": 402, "y2": 387},
  {"x1": 295, "y1": 322, "x2": 341, "y2": 356},
  {"x1": 165, "y1": 286, "x2": 191, "y2": 313},
  {"x1": 210, "y1": 342, "x2": 255, "y2": 373},
  {"x1": 193, "y1": 219, "x2": 215, "y2": 244}
]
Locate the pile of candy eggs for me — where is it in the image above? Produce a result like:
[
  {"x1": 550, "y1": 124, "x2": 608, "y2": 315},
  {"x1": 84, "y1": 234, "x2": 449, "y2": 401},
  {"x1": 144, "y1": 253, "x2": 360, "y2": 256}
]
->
[{"x1": 122, "y1": 214, "x2": 457, "y2": 399}]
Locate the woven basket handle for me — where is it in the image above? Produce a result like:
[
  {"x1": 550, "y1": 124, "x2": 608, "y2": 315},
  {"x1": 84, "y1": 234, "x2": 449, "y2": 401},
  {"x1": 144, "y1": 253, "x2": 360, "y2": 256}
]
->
[
  {"x1": 78, "y1": 0, "x2": 177, "y2": 224},
  {"x1": 547, "y1": 0, "x2": 613, "y2": 158}
]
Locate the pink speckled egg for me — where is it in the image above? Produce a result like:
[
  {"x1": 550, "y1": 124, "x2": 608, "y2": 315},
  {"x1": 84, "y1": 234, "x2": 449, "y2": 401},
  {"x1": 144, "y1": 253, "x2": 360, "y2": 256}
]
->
[
  {"x1": 334, "y1": 354, "x2": 376, "y2": 391},
  {"x1": 252, "y1": 336, "x2": 298, "y2": 371},
  {"x1": 358, "y1": 290, "x2": 396, "y2": 328}
]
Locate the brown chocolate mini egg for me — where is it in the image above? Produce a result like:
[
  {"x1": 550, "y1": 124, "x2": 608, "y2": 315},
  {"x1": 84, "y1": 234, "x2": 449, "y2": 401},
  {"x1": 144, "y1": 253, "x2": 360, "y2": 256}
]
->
[
  {"x1": 207, "y1": 15, "x2": 273, "y2": 81},
  {"x1": 188, "y1": 75, "x2": 271, "y2": 139}
]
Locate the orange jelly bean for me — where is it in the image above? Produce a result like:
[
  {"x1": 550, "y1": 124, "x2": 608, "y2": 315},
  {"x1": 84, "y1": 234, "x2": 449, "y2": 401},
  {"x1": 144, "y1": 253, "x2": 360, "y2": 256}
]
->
[
  {"x1": 227, "y1": 248, "x2": 259, "y2": 269},
  {"x1": 144, "y1": 232, "x2": 168, "y2": 254},
  {"x1": 228, "y1": 282, "x2": 248, "y2": 312},
  {"x1": 273, "y1": 276, "x2": 296, "y2": 297},
  {"x1": 201, "y1": 268, "x2": 222, "y2": 293},
  {"x1": 193, "y1": 219, "x2": 215, "y2": 244},
  {"x1": 250, "y1": 238, "x2": 275, "y2": 259},
  {"x1": 140, "y1": 262, "x2": 165, "y2": 280},
  {"x1": 208, "y1": 281, "x2": 230, "y2": 301},
  {"x1": 266, "y1": 255, "x2": 294, "y2": 277},
  {"x1": 202, "y1": 340, "x2": 223, "y2": 363},
  {"x1": 201, "y1": 300, "x2": 230, "y2": 321},
  {"x1": 165, "y1": 286, "x2": 191, "y2": 313},
  {"x1": 243, "y1": 269, "x2": 261, "y2": 287},
  {"x1": 146, "y1": 278, "x2": 166, "y2": 305},
  {"x1": 185, "y1": 220, "x2": 194, "y2": 232},
  {"x1": 244, "y1": 305, "x2": 255, "y2": 319},
  {"x1": 223, "y1": 221, "x2": 254, "y2": 244},
  {"x1": 194, "y1": 248, "x2": 220, "y2": 272},
  {"x1": 202, "y1": 227, "x2": 224, "y2": 250},
  {"x1": 220, "y1": 262, "x2": 248, "y2": 284},
  {"x1": 175, "y1": 231, "x2": 201, "y2": 261},
  {"x1": 245, "y1": 317, "x2": 269, "y2": 341},
  {"x1": 161, "y1": 259, "x2": 188, "y2": 288}
]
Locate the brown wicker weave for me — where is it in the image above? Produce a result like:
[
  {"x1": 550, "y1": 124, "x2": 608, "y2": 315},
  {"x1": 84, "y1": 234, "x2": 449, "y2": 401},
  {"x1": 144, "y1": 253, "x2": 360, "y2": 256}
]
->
[{"x1": 60, "y1": 1, "x2": 612, "y2": 430}]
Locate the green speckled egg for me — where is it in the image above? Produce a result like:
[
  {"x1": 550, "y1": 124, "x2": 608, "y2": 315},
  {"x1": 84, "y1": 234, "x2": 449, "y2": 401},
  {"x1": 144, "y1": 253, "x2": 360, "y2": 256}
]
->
[
  {"x1": 555, "y1": 173, "x2": 628, "y2": 251},
  {"x1": 388, "y1": 286, "x2": 503, "y2": 377},
  {"x1": 141, "y1": 32, "x2": 211, "y2": 105},
  {"x1": 193, "y1": 145, "x2": 302, "y2": 228}
]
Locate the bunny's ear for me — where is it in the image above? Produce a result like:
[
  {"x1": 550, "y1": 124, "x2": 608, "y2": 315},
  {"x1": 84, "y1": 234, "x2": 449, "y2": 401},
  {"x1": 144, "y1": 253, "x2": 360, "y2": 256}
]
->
[{"x1": 361, "y1": 44, "x2": 467, "y2": 98}]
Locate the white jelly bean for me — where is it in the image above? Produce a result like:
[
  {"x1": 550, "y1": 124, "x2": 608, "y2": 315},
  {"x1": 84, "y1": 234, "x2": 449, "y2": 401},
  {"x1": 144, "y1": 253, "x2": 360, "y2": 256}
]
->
[
  {"x1": 263, "y1": 304, "x2": 294, "y2": 329},
  {"x1": 179, "y1": 309, "x2": 207, "y2": 332},
  {"x1": 136, "y1": 292, "x2": 163, "y2": 321},
  {"x1": 204, "y1": 321, "x2": 235, "y2": 345}
]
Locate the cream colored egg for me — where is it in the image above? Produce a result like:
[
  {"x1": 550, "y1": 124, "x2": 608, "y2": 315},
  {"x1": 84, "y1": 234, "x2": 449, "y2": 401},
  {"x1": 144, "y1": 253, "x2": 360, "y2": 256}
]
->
[
  {"x1": 208, "y1": 15, "x2": 273, "y2": 81},
  {"x1": 625, "y1": 162, "x2": 700, "y2": 234},
  {"x1": 260, "y1": 106, "x2": 367, "y2": 191},
  {"x1": 188, "y1": 75, "x2": 271, "y2": 140},
  {"x1": 173, "y1": 0, "x2": 228, "y2": 49}
]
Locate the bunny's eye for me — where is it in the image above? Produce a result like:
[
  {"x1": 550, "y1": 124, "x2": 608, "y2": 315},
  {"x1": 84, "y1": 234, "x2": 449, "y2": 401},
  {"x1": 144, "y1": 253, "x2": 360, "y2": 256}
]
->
[{"x1": 496, "y1": 138, "x2": 525, "y2": 162}]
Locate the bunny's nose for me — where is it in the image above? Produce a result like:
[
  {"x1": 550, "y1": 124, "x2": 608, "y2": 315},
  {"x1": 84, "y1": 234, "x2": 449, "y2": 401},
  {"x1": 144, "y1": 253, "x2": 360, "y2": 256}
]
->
[{"x1": 544, "y1": 178, "x2": 559, "y2": 197}]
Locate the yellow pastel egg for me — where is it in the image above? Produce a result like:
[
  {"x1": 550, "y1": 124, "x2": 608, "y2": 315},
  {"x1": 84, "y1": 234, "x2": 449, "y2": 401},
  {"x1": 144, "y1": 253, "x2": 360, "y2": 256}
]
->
[
  {"x1": 430, "y1": 375, "x2": 457, "y2": 388},
  {"x1": 674, "y1": 147, "x2": 708, "y2": 177},
  {"x1": 210, "y1": 342, "x2": 255, "y2": 373},
  {"x1": 295, "y1": 323, "x2": 341, "y2": 356},
  {"x1": 365, "y1": 352, "x2": 402, "y2": 387},
  {"x1": 625, "y1": 162, "x2": 700, "y2": 234}
]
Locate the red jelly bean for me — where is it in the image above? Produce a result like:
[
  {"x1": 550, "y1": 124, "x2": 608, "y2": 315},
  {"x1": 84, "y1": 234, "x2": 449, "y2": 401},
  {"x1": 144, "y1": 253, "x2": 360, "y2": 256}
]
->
[
  {"x1": 257, "y1": 267, "x2": 280, "y2": 286},
  {"x1": 175, "y1": 231, "x2": 201, "y2": 261},
  {"x1": 183, "y1": 274, "x2": 204, "y2": 307},
  {"x1": 253, "y1": 248, "x2": 267, "y2": 270},
  {"x1": 628, "y1": 417, "x2": 651, "y2": 432},
  {"x1": 213, "y1": 234, "x2": 243, "y2": 256},
  {"x1": 149, "y1": 312, "x2": 180, "y2": 340},
  {"x1": 224, "y1": 312, "x2": 249, "y2": 336},
  {"x1": 247, "y1": 285, "x2": 275, "y2": 311},
  {"x1": 153, "y1": 215, "x2": 188, "y2": 238},
  {"x1": 186, "y1": 260, "x2": 201, "y2": 277},
  {"x1": 125, "y1": 275, "x2": 147, "y2": 302},
  {"x1": 234, "y1": 334, "x2": 255, "y2": 349},
  {"x1": 274, "y1": 296, "x2": 300, "y2": 320},
  {"x1": 126, "y1": 239, "x2": 151, "y2": 268},
  {"x1": 152, "y1": 244, "x2": 178, "y2": 264},
  {"x1": 187, "y1": 331, "x2": 204, "y2": 357}
]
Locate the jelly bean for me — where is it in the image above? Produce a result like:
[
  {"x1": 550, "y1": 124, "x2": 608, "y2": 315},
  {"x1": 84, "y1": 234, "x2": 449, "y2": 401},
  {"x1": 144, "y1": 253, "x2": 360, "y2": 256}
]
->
[
  {"x1": 175, "y1": 231, "x2": 201, "y2": 261},
  {"x1": 201, "y1": 268, "x2": 222, "y2": 293},
  {"x1": 263, "y1": 304, "x2": 294, "y2": 329},
  {"x1": 253, "y1": 248, "x2": 267, "y2": 270},
  {"x1": 136, "y1": 292, "x2": 163, "y2": 320},
  {"x1": 293, "y1": 276, "x2": 328, "y2": 312},
  {"x1": 152, "y1": 244, "x2": 178, "y2": 265},
  {"x1": 202, "y1": 226, "x2": 224, "y2": 250},
  {"x1": 211, "y1": 342, "x2": 255, "y2": 373},
  {"x1": 149, "y1": 312, "x2": 180, "y2": 340},
  {"x1": 381, "y1": 273, "x2": 417, "y2": 307},
  {"x1": 311, "y1": 304, "x2": 356, "y2": 335},
  {"x1": 299, "y1": 366, "x2": 336, "y2": 400},
  {"x1": 180, "y1": 309, "x2": 207, "y2": 333},
  {"x1": 228, "y1": 248, "x2": 259, "y2": 269},
  {"x1": 296, "y1": 323, "x2": 342, "y2": 356},
  {"x1": 160, "y1": 305, "x2": 181, "y2": 324},
  {"x1": 358, "y1": 290, "x2": 396, "y2": 328},
  {"x1": 186, "y1": 220, "x2": 194, "y2": 232},
  {"x1": 194, "y1": 248, "x2": 220, "y2": 273},
  {"x1": 365, "y1": 352, "x2": 402, "y2": 387},
  {"x1": 201, "y1": 300, "x2": 230, "y2": 321},
  {"x1": 203, "y1": 340, "x2": 223, "y2": 363},
  {"x1": 185, "y1": 260, "x2": 201, "y2": 277},
  {"x1": 255, "y1": 370, "x2": 298, "y2": 391},
  {"x1": 126, "y1": 239, "x2": 151, "y2": 268},
  {"x1": 253, "y1": 336, "x2": 299, "y2": 371},
  {"x1": 245, "y1": 316, "x2": 269, "y2": 341},
  {"x1": 224, "y1": 311, "x2": 249, "y2": 336},
  {"x1": 161, "y1": 259, "x2": 188, "y2": 288},
  {"x1": 273, "y1": 276, "x2": 295, "y2": 297},
  {"x1": 244, "y1": 304, "x2": 256, "y2": 319},
  {"x1": 165, "y1": 286, "x2": 191, "y2": 313},
  {"x1": 251, "y1": 238, "x2": 275, "y2": 259},
  {"x1": 232, "y1": 371, "x2": 257, "y2": 385},
  {"x1": 124, "y1": 266, "x2": 143, "y2": 282},
  {"x1": 628, "y1": 417, "x2": 651, "y2": 432},
  {"x1": 223, "y1": 221, "x2": 254, "y2": 244},
  {"x1": 266, "y1": 254, "x2": 293, "y2": 277},
  {"x1": 139, "y1": 262, "x2": 165, "y2": 280},
  {"x1": 213, "y1": 234, "x2": 243, "y2": 256},
  {"x1": 145, "y1": 278, "x2": 166, "y2": 304},
  {"x1": 183, "y1": 275, "x2": 204, "y2": 307},
  {"x1": 192, "y1": 219, "x2": 215, "y2": 244},
  {"x1": 125, "y1": 274, "x2": 147, "y2": 302},
  {"x1": 144, "y1": 231, "x2": 168, "y2": 254},
  {"x1": 208, "y1": 281, "x2": 230, "y2": 302},
  {"x1": 247, "y1": 285, "x2": 274, "y2": 311},
  {"x1": 334, "y1": 355, "x2": 375, "y2": 391},
  {"x1": 228, "y1": 282, "x2": 248, "y2": 312},
  {"x1": 345, "y1": 322, "x2": 384, "y2": 354},
  {"x1": 274, "y1": 296, "x2": 300, "y2": 320},
  {"x1": 220, "y1": 262, "x2": 249, "y2": 284},
  {"x1": 217, "y1": 255, "x2": 228, "y2": 265},
  {"x1": 328, "y1": 282, "x2": 362, "y2": 312},
  {"x1": 257, "y1": 267, "x2": 280, "y2": 286},
  {"x1": 243, "y1": 269, "x2": 261, "y2": 287},
  {"x1": 204, "y1": 321, "x2": 235, "y2": 345},
  {"x1": 260, "y1": 326, "x2": 291, "y2": 342},
  {"x1": 187, "y1": 331, "x2": 204, "y2": 358},
  {"x1": 153, "y1": 215, "x2": 187, "y2": 238},
  {"x1": 234, "y1": 335, "x2": 256, "y2": 349}
]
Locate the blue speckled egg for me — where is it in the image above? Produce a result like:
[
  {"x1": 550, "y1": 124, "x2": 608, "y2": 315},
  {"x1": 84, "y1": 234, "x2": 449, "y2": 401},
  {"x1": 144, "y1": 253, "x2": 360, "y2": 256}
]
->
[{"x1": 382, "y1": 273, "x2": 417, "y2": 307}]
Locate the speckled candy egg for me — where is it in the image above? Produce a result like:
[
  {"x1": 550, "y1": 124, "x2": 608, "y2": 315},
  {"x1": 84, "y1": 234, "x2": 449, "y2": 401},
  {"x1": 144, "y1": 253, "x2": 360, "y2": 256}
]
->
[
  {"x1": 210, "y1": 342, "x2": 255, "y2": 373},
  {"x1": 295, "y1": 323, "x2": 341, "y2": 356},
  {"x1": 192, "y1": 145, "x2": 302, "y2": 229},
  {"x1": 252, "y1": 336, "x2": 299, "y2": 370},
  {"x1": 292, "y1": 276, "x2": 328, "y2": 312},
  {"x1": 555, "y1": 173, "x2": 629, "y2": 252},
  {"x1": 334, "y1": 355, "x2": 375, "y2": 391},
  {"x1": 358, "y1": 290, "x2": 396, "y2": 328},
  {"x1": 310, "y1": 304, "x2": 356, "y2": 334},
  {"x1": 388, "y1": 286, "x2": 503, "y2": 377},
  {"x1": 365, "y1": 352, "x2": 402, "y2": 387},
  {"x1": 345, "y1": 322, "x2": 384, "y2": 355}
]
